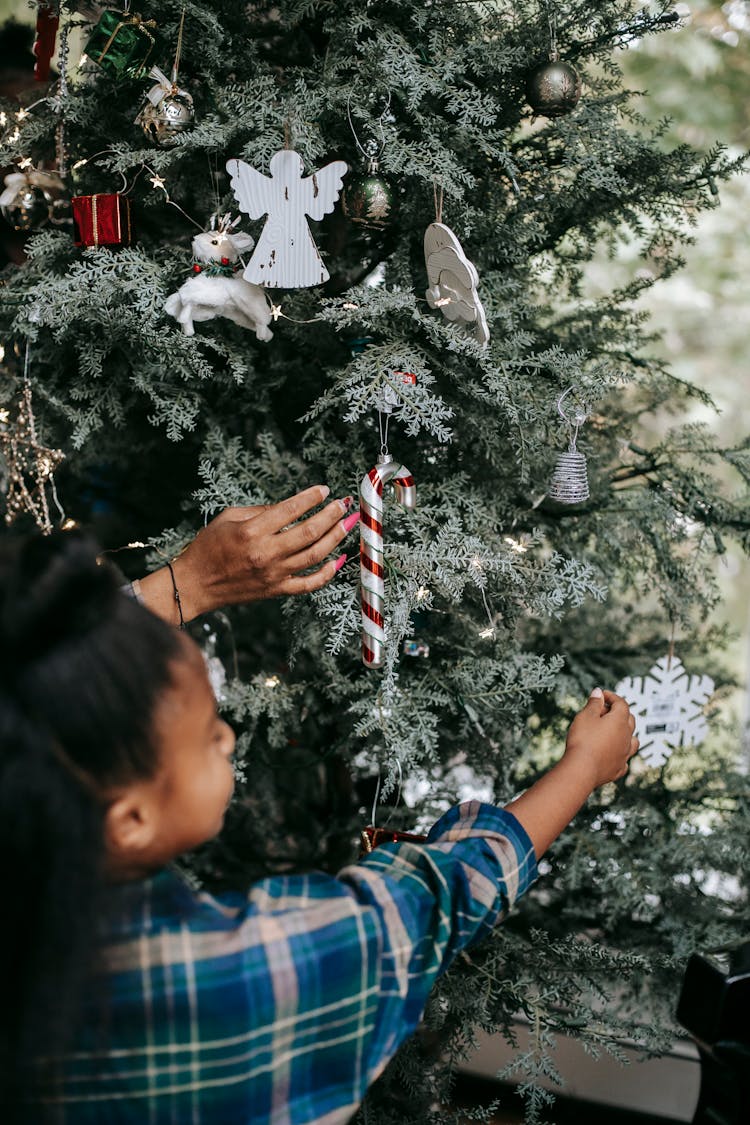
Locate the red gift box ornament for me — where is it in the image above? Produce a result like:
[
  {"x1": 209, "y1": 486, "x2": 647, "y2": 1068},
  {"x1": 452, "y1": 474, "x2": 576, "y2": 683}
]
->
[{"x1": 71, "y1": 194, "x2": 134, "y2": 248}]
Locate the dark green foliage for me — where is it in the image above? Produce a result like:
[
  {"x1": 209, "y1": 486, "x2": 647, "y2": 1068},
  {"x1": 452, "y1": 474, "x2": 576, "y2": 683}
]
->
[{"x1": 1, "y1": 1, "x2": 749, "y2": 1120}]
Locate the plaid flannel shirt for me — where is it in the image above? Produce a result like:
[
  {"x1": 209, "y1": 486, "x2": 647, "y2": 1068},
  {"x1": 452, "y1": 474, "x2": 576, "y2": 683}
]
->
[{"x1": 36, "y1": 800, "x2": 537, "y2": 1124}]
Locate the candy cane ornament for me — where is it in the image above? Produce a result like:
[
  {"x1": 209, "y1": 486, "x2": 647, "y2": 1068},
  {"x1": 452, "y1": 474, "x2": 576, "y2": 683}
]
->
[{"x1": 360, "y1": 453, "x2": 416, "y2": 668}]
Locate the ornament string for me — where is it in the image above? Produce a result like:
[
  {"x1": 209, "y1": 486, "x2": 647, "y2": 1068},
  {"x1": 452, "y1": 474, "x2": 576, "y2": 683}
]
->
[
  {"x1": 171, "y1": 8, "x2": 186, "y2": 86},
  {"x1": 547, "y1": 5, "x2": 559, "y2": 60},
  {"x1": 377, "y1": 410, "x2": 391, "y2": 457},
  {"x1": 346, "y1": 90, "x2": 391, "y2": 162},
  {"x1": 370, "y1": 759, "x2": 404, "y2": 830},
  {"x1": 667, "y1": 619, "x2": 676, "y2": 672},
  {"x1": 433, "y1": 180, "x2": 444, "y2": 224},
  {"x1": 557, "y1": 385, "x2": 588, "y2": 451}
]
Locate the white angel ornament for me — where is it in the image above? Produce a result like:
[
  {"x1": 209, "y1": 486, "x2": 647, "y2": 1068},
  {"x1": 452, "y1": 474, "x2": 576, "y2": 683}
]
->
[{"x1": 226, "y1": 150, "x2": 348, "y2": 288}]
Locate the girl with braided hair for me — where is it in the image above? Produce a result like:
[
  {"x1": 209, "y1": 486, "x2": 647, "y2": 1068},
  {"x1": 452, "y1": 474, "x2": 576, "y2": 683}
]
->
[{"x1": 0, "y1": 529, "x2": 637, "y2": 1124}]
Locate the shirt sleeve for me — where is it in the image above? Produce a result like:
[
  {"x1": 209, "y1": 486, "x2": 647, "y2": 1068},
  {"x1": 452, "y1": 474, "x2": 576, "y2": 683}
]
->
[
  {"x1": 120, "y1": 579, "x2": 143, "y2": 602},
  {"x1": 337, "y1": 800, "x2": 537, "y2": 1083}
]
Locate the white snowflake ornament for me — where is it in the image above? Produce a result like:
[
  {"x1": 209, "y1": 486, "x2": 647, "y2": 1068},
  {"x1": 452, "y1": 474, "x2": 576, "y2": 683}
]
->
[
  {"x1": 424, "y1": 221, "x2": 489, "y2": 345},
  {"x1": 615, "y1": 654, "x2": 714, "y2": 768},
  {"x1": 226, "y1": 150, "x2": 348, "y2": 288}
]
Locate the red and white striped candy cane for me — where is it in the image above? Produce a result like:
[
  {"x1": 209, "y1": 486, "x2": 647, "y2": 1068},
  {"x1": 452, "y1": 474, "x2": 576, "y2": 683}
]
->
[{"x1": 360, "y1": 453, "x2": 416, "y2": 668}]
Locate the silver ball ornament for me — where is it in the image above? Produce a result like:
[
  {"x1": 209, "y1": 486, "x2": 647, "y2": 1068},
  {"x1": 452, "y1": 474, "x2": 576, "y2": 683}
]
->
[
  {"x1": 139, "y1": 87, "x2": 195, "y2": 147},
  {"x1": 526, "y1": 58, "x2": 582, "y2": 118},
  {"x1": 1, "y1": 183, "x2": 51, "y2": 231}
]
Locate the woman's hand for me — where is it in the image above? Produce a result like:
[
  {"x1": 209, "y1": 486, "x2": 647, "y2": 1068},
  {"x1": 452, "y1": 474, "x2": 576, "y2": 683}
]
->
[{"x1": 137, "y1": 486, "x2": 359, "y2": 624}]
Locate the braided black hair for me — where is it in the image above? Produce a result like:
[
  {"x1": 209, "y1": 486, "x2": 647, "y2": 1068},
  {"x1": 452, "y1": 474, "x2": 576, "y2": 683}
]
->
[{"x1": 0, "y1": 531, "x2": 182, "y2": 1117}]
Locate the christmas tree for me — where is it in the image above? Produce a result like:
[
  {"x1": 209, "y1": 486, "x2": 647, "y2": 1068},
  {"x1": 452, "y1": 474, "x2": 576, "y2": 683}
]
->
[{"x1": 1, "y1": 1, "x2": 749, "y2": 1120}]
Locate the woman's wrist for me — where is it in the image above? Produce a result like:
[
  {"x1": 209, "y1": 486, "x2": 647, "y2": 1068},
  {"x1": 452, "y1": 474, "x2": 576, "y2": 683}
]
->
[{"x1": 137, "y1": 563, "x2": 201, "y2": 627}]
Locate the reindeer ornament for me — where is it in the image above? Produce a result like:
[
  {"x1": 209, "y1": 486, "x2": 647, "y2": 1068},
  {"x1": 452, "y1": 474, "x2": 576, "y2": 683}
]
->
[{"x1": 164, "y1": 215, "x2": 274, "y2": 340}]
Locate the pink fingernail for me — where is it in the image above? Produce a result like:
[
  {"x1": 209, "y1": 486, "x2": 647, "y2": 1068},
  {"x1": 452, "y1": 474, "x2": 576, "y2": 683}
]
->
[
  {"x1": 341, "y1": 511, "x2": 360, "y2": 533},
  {"x1": 334, "y1": 553, "x2": 347, "y2": 573}
]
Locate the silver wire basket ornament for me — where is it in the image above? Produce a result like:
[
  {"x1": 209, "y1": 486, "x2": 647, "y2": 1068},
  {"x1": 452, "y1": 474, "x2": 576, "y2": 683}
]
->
[{"x1": 548, "y1": 387, "x2": 590, "y2": 505}]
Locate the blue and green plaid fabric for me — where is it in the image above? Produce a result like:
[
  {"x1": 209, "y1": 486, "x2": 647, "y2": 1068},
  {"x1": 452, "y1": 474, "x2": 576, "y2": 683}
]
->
[{"x1": 36, "y1": 801, "x2": 537, "y2": 1123}]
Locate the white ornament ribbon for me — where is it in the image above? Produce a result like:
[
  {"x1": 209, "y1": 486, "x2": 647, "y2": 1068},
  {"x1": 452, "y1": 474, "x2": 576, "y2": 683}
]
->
[{"x1": 145, "y1": 65, "x2": 176, "y2": 106}]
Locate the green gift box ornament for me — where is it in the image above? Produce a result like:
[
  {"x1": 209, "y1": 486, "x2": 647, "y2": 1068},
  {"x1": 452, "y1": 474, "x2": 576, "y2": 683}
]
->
[{"x1": 83, "y1": 9, "x2": 158, "y2": 79}]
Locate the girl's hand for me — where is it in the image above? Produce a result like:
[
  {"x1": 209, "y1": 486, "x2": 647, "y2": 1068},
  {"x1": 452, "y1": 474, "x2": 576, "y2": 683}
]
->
[
  {"x1": 563, "y1": 688, "x2": 639, "y2": 789},
  {"x1": 505, "y1": 688, "x2": 639, "y2": 859},
  {"x1": 138, "y1": 486, "x2": 359, "y2": 624}
]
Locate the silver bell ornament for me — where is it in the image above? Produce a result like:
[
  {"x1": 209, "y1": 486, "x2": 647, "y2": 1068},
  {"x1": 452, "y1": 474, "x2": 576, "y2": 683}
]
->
[
  {"x1": 136, "y1": 65, "x2": 195, "y2": 147},
  {"x1": 548, "y1": 387, "x2": 590, "y2": 505},
  {"x1": 0, "y1": 169, "x2": 67, "y2": 232}
]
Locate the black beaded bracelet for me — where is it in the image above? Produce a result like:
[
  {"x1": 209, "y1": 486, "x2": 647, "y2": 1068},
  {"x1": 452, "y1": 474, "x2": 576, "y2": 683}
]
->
[{"x1": 165, "y1": 558, "x2": 186, "y2": 630}]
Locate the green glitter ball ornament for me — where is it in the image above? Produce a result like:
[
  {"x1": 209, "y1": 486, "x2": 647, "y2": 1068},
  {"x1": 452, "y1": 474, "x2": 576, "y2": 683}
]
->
[{"x1": 342, "y1": 159, "x2": 394, "y2": 230}]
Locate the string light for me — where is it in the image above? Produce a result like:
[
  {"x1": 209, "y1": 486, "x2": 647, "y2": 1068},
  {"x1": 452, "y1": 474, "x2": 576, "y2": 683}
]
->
[
  {"x1": 15, "y1": 108, "x2": 30, "y2": 121},
  {"x1": 470, "y1": 555, "x2": 483, "y2": 571},
  {"x1": 0, "y1": 111, "x2": 7, "y2": 127},
  {"x1": 18, "y1": 156, "x2": 33, "y2": 170},
  {"x1": 478, "y1": 627, "x2": 495, "y2": 639},
  {"x1": 0, "y1": 380, "x2": 64, "y2": 534},
  {"x1": 416, "y1": 585, "x2": 430, "y2": 601},
  {"x1": 504, "y1": 536, "x2": 528, "y2": 553},
  {"x1": 149, "y1": 173, "x2": 166, "y2": 190},
  {"x1": 264, "y1": 675, "x2": 280, "y2": 688}
]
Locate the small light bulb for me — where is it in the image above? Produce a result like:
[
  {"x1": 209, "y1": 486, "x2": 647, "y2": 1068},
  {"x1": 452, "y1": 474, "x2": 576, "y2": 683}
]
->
[
  {"x1": 264, "y1": 675, "x2": 280, "y2": 688},
  {"x1": 416, "y1": 586, "x2": 430, "y2": 601},
  {"x1": 470, "y1": 556, "x2": 483, "y2": 571},
  {"x1": 504, "y1": 536, "x2": 528, "y2": 554},
  {"x1": 478, "y1": 627, "x2": 494, "y2": 639}
]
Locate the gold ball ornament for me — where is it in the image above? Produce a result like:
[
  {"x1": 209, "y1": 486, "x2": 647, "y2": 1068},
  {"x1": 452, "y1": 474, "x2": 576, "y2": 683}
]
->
[
  {"x1": 138, "y1": 86, "x2": 195, "y2": 146},
  {"x1": 526, "y1": 58, "x2": 581, "y2": 118}
]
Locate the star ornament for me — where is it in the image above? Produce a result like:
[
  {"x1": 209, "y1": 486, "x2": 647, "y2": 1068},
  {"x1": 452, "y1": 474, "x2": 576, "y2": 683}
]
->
[
  {"x1": 0, "y1": 382, "x2": 64, "y2": 534},
  {"x1": 615, "y1": 654, "x2": 715, "y2": 768}
]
